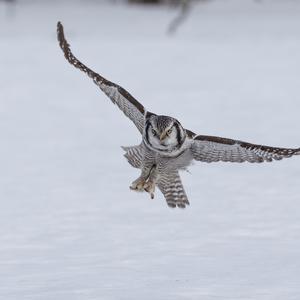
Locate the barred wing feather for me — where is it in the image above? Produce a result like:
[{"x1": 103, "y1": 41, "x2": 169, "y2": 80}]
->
[
  {"x1": 189, "y1": 133, "x2": 300, "y2": 163},
  {"x1": 57, "y1": 22, "x2": 148, "y2": 134}
]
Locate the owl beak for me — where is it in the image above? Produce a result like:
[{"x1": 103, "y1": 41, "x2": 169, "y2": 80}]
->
[{"x1": 160, "y1": 132, "x2": 167, "y2": 141}]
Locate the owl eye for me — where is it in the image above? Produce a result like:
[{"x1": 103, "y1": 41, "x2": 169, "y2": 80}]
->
[
  {"x1": 152, "y1": 129, "x2": 157, "y2": 136},
  {"x1": 167, "y1": 129, "x2": 172, "y2": 135}
]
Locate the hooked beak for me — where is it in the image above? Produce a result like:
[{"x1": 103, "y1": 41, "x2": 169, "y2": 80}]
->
[{"x1": 160, "y1": 132, "x2": 167, "y2": 141}]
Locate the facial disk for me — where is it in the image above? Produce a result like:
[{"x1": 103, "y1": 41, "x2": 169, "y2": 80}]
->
[{"x1": 145, "y1": 115, "x2": 186, "y2": 151}]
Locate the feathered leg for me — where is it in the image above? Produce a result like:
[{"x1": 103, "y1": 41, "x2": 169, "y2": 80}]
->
[
  {"x1": 123, "y1": 145, "x2": 157, "y2": 198},
  {"x1": 130, "y1": 164, "x2": 155, "y2": 194},
  {"x1": 143, "y1": 167, "x2": 158, "y2": 199}
]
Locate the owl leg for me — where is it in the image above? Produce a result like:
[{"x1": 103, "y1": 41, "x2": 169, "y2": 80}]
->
[
  {"x1": 143, "y1": 181, "x2": 155, "y2": 199},
  {"x1": 143, "y1": 167, "x2": 158, "y2": 199},
  {"x1": 130, "y1": 165, "x2": 155, "y2": 193},
  {"x1": 130, "y1": 177, "x2": 146, "y2": 192}
]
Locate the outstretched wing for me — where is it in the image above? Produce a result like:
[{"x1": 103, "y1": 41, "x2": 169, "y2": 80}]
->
[
  {"x1": 187, "y1": 131, "x2": 300, "y2": 163},
  {"x1": 57, "y1": 22, "x2": 151, "y2": 134},
  {"x1": 157, "y1": 171, "x2": 189, "y2": 208}
]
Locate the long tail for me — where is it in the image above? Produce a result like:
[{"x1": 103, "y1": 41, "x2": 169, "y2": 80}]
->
[{"x1": 157, "y1": 171, "x2": 190, "y2": 209}]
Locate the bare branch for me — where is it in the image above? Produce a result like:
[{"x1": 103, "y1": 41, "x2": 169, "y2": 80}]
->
[{"x1": 168, "y1": 0, "x2": 191, "y2": 35}]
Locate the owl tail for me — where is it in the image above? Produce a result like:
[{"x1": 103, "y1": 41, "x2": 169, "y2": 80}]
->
[
  {"x1": 121, "y1": 145, "x2": 143, "y2": 169},
  {"x1": 157, "y1": 171, "x2": 190, "y2": 209}
]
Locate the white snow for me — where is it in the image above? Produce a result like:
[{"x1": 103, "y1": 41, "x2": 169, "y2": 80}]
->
[{"x1": 0, "y1": 0, "x2": 300, "y2": 299}]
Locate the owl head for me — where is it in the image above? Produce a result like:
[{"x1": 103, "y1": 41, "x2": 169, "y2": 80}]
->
[{"x1": 145, "y1": 115, "x2": 186, "y2": 151}]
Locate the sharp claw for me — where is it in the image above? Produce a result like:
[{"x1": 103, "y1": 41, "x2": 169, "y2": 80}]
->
[
  {"x1": 130, "y1": 178, "x2": 146, "y2": 192},
  {"x1": 130, "y1": 178, "x2": 156, "y2": 199},
  {"x1": 143, "y1": 181, "x2": 156, "y2": 199}
]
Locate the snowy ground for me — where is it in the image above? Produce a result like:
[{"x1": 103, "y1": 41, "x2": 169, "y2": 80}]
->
[{"x1": 1, "y1": 0, "x2": 300, "y2": 299}]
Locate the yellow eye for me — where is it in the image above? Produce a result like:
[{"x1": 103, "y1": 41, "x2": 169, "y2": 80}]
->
[{"x1": 152, "y1": 129, "x2": 157, "y2": 136}]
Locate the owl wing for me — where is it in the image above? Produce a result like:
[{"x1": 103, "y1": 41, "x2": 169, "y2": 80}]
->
[
  {"x1": 187, "y1": 130, "x2": 300, "y2": 163},
  {"x1": 57, "y1": 22, "x2": 151, "y2": 134},
  {"x1": 157, "y1": 171, "x2": 189, "y2": 208}
]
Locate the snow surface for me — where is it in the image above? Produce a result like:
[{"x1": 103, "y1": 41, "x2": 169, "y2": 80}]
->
[{"x1": 0, "y1": 0, "x2": 300, "y2": 299}]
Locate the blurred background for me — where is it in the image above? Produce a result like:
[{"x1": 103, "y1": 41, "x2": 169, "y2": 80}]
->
[{"x1": 0, "y1": 1, "x2": 300, "y2": 299}]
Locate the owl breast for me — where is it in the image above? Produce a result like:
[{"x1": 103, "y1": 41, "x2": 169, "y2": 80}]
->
[
  {"x1": 123, "y1": 142, "x2": 193, "y2": 172},
  {"x1": 156, "y1": 148, "x2": 194, "y2": 172}
]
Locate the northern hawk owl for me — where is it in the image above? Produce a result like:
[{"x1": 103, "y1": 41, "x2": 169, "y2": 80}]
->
[{"x1": 57, "y1": 22, "x2": 300, "y2": 209}]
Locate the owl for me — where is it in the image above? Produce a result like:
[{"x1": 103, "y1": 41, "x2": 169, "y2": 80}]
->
[{"x1": 57, "y1": 22, "x2": 300, "y2": 209}]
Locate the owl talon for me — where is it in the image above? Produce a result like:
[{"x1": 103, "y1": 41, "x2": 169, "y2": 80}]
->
[
  {"x1": 143, "y1": 181, "x2": 156, "y2": 199},
  {"x1": 130, "y1": 178, "x2": 146, "y2": 192}
]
